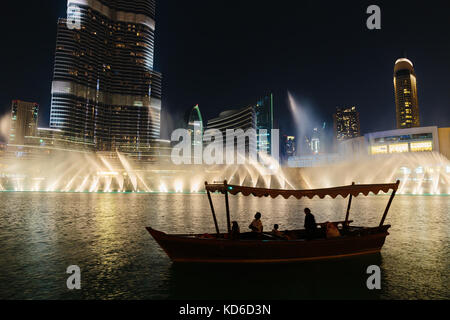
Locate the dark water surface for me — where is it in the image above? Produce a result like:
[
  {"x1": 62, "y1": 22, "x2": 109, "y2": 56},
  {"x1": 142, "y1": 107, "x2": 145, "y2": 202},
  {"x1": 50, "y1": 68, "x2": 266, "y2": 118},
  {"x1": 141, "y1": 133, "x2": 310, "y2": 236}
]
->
[{"x1": 0, "y1": 193, "x2": 448, "y2": 300}]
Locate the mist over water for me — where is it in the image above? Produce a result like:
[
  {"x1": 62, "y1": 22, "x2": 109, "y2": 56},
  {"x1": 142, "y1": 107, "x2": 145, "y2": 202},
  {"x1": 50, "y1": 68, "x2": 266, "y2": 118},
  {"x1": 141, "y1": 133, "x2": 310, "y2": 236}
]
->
[
  {"x1": 288, "y1": 92, "x2": 315, "y2": 155},
  {"x1": 0, "y1": 94, "x2": 448, "y2": 195},
  {"x1": 285, "y1": 93, "x2": 450, "y2": 194}
]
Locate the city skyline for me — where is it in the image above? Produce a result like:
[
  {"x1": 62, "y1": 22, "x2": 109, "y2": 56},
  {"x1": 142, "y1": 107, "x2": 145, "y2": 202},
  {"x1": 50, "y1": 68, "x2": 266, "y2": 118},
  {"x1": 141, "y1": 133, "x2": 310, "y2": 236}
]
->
[
  {"x1": 0, "y1": 1, "x2": 449, "y2": 304},
  {"x1": 0, "y1": 0, "x2": 449, "y2": 144}
]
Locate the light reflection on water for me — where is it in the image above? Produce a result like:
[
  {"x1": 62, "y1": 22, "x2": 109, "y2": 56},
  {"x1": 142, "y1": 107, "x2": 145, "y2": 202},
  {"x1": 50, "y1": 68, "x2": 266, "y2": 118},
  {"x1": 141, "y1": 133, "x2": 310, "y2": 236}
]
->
[{"x1": 0, "y1": 193, "x2": 448, "y2": 300}]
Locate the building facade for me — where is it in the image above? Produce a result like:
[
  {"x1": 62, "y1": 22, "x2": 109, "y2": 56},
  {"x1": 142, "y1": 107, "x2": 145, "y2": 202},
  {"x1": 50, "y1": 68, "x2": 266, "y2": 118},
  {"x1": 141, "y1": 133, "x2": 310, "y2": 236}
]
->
[
  {"x1": 185, "y1": 105, "x2": 204, "y2": 163},
  {"x1": 281, "y1": 135, "x2": 296, "y2": 163},
  {"x1": 394, "y1": 58, "x2": 420, "y2": 129},
  {"x1": 288, "y1": 153, "x2": 340, "y2": 168},
  {"x1": 9, "y1": 100, "x2": 39, "y2": 145},
  {"x1": 289, "y1": 126, "x2": 449, "y2": 168},
  {"x1": 438, "y1": 128, "x2": 450, "y2": 160},
  {"x1": 50, "y1": 0, "x2": 162, "y2": 153},
  {"x1": 205, "y1": 94, "x2": 274, "y2": 158},
  {"x1": 367, "y1": 127, "x2": 439, "y2": 155},
  {"x1": 255, "y1": 94, "x2": 274, "y2": 155},
  {"x1": 333, "y1": 106, "x2": 361, "y2": 141},
  {"x1": 336, "y1": 126, "x2": 449, "y2": 159},
  {"x1": 185, "y1": 104, "x2": 203, "y2": 142}
]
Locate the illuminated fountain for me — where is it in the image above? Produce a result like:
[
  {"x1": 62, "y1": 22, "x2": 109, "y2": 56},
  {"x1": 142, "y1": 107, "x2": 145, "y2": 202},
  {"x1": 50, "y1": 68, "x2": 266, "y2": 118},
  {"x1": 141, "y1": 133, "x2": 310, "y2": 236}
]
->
[
  {"x1": 0, "y1": 149, "x2": 295, "y2": 193},
  {"x1": 0, "y1": 146, "x2": 448, "y2": 194},
  {"x1": 286, "y1": 93, "x2": 450, "y2": 195},
  {"x1": 295, "y1": 152, "x2": 450, "y2": 195},
  {"x1": 0, "y1": 94, "x2": 448, "y2": 195}
]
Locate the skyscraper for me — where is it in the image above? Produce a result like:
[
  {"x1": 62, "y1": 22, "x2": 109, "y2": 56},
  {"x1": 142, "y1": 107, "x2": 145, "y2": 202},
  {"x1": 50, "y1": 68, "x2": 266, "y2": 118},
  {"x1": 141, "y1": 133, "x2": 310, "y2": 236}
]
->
[
  {"x1": 333, "y1": 107, "x2": 361, "y2": 141},
  {"x1": 281, "y1": 135, "x2": 296, "y2": 163},
  {"x1": 394, "y1": 57, "x2": 420, "y2": 129},
  {"x1": 185, "y1": 104, "x2": 203, "y2": 163},
  {"x1": 309, "y1": 128, "x2": 320, "y2": 154},
  {"x1": 50, "y1": 0, "x2": 162, "y2": 152},
  {"x1": 186, "y1": 104, "x2": 203, "y2": 137},
  {"x1": 9, "y1": 100, "x2": 39, "y2": 145},
  {"x1": 205, "y1": 94, "x2": 274, "y2": 158},
  {"x1": 255, "y1": 94, "x2": 274, "y2": 155}
]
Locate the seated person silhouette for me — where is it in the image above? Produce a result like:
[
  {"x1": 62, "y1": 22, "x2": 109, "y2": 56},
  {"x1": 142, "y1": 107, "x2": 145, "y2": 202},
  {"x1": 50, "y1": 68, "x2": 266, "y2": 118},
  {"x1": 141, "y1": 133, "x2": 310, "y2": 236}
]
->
[
  {"x1": 272, "y1": 224, "x2": 288, "y2": 240},
  {"x1": 231, "y1": 221, "x2": 240, "y2": 240},
  {"x1": 249, "y1": 212, "x2": 263, "y2": 233},
  {"x1": 249, "y1": 212, "x2": 263, "y2": 239},
  {"x1": 326, "y1": 222, "x2": 341, "y2": 239}
]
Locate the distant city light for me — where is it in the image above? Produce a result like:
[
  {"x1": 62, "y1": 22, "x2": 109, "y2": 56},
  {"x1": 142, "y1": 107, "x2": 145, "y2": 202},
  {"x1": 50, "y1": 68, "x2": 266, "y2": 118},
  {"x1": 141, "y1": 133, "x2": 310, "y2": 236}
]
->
[
  {"x1": 98, "y1": 171, "x2": 119, "y2": 176},
  {"x1": 400, "y1": 167, "x2": 411, "y2": 175}
]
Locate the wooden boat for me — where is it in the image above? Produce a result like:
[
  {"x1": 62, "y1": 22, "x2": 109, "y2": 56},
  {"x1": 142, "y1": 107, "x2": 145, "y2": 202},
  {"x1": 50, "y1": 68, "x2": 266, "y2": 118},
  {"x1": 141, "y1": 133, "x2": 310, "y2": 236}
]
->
[{"x1": 146, "y1": 180, "x2": 400, "y2": 263}]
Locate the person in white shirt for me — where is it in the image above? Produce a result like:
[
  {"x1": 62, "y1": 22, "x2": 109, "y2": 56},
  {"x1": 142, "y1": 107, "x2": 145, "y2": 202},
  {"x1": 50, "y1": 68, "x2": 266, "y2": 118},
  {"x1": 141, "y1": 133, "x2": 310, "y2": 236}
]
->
[
  {"x1": 326, "y1": 222, "x2": 341, "y2": 238},
  {"x1": 249, "y1": 212, "x2": 263, "y2": 233}
]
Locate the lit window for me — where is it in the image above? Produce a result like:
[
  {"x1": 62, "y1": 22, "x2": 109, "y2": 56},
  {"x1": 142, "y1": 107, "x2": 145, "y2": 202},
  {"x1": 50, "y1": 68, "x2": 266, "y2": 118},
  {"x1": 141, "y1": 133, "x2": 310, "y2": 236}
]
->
[
  {"x1": 389, "y1": 143, "x2": 408, "y2": 153},
  {"x1": 410, "y1": 141, "x2": 433, "y2": 152},
  {"x1": 371, "y1": 145, "x2": 388, "y2": 155},
  {"x1": 400, "y1": 167, "x2": 411, "y2": 174}
]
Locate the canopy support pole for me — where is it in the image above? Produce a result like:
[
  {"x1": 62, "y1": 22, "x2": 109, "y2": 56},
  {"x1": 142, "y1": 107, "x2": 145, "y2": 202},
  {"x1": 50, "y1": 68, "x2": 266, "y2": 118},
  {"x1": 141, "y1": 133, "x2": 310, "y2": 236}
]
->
[
  {"x1": 224, "y1": 180, "x2": 232, "y2": 234},
  {"x1": 205, "y1": 182, "x2": 220, "y2": 236},
  {"x1": 379, "y1": 181, "x2": 400, "y2": 227},
  {"x1": 344, "y1": 182, "x2": 355, "y2": 226},
  {"x1": 379, "y1": 189, "x2": 396, "y2": 227}
]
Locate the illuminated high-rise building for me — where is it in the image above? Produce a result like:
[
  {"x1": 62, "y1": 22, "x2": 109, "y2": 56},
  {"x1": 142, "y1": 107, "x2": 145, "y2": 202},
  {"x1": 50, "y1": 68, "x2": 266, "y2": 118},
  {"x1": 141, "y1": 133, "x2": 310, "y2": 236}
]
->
[
  {"x1": 50, "y1": 0, "x2": 162, "y2": 152},
  {"x1": 186, "y1": 105, "x2": 204, "y2": 140},
  {"x1": 281, "y1": 135, "x2": 296, "y2": 163},
  {"x1": 9, "y1": 100, "x2": 39, "y2": 145},
  {"x1": 394, "y1": 57, "x2": 420, "y2": 129},
  {"x1": 206, "y1": 106, "x2": 257, "y2": 156},
  {"x1": 205, "y1": 94, "x2": 274, "y2": 160},
  {"x1": 310, "y1": 128, "x2": 320, "y2": 154},
  {"x1": 333, "y1": 106, "x2": 361, "y2": 141},
  {"x1": 185, "y1": 105, "x2": 204, "y2": 163},
  {"x1": 255, "y1": 94, "x2": 274, "y2": 155}
]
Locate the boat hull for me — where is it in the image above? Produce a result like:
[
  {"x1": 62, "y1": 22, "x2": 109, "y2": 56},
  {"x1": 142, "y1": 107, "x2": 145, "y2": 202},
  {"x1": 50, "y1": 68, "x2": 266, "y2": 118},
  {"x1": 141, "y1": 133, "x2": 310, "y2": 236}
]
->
[{"x1": 146, "y1": 227, "x2": 390, "y2": 263}]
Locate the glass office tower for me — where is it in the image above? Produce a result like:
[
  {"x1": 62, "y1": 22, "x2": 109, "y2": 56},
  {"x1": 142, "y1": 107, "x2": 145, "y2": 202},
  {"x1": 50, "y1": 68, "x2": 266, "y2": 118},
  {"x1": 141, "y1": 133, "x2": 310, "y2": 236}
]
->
[
  {"x1": 255, "y1": 94, "x2": 274, "y2": 155},
  {"x1": 50, "y1": 0, "x2": 162, "y2": 152},
  {"x1": 9, "y1": 100, "x2": 39, "y2": 145},
  {"x1": 333, "y1": 106, "x2": 361, "y2": 141}
]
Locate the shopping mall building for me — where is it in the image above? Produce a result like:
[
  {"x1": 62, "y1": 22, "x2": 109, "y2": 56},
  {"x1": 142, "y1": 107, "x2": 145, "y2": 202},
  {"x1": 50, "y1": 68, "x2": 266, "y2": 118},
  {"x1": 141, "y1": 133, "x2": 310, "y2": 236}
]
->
[{"x1": 338, "y1": 126, "x2": 450, "y2": 159}]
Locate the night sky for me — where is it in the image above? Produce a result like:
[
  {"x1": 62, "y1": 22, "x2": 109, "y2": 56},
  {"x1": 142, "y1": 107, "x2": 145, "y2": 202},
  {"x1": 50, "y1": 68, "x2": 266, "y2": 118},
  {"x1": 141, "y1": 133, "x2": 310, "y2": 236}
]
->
[{"x1": 1, "y1": 0, "x2": 449, "y2": 142}]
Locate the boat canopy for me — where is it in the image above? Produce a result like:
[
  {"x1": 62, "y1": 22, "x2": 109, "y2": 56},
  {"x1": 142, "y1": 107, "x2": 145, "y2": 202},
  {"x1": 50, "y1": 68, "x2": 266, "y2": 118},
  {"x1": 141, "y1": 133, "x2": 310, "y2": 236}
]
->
[{"x1": 205, "y1": 181, "x2": 400, "y2": 200}]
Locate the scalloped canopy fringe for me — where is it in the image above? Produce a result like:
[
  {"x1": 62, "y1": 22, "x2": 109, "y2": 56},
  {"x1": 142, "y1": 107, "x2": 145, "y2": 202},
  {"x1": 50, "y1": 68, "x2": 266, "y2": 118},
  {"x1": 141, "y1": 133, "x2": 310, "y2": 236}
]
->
[{"x1": 205, "y1": 181, "x2": 400, "y2": 200}]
